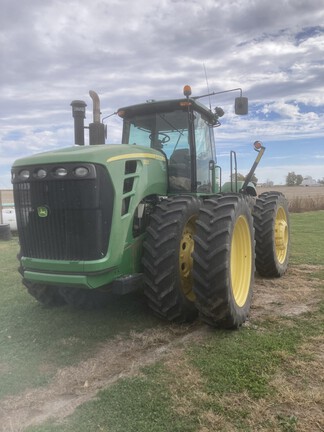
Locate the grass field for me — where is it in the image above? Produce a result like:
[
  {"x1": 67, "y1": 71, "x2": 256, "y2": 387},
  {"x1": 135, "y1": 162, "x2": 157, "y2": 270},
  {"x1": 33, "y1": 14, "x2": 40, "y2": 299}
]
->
[{"x1": 0, "y1": 212, "x2": 323, "y2": 432}]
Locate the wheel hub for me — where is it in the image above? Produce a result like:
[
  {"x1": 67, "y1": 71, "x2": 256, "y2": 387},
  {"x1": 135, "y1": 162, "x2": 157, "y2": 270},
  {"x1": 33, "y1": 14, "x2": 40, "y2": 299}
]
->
[
  {"x1": 275, "y1": 207, "x2": 289, "y2": 263},
  {"x1": 230, "y1": 215, "x2": 252, "y2": 307},
  {"x1": 179, "y1": 219, "x2": 196, "y2": 302},
  {"x1": 275, "y1": 220, "x2": 288, "y2": 249}
]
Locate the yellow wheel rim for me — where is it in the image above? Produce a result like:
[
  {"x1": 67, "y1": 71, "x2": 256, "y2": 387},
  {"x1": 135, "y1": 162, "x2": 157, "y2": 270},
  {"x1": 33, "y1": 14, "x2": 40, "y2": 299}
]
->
[
  {"x1": 275, "y1": 207, "x2": 289, "y2": 264},
  {"x1": 179, "y1": 216, "x2": 196, "y2": 302},
  {"x1": 230, "y1": 215, "x2": 252, "y2": 307}
]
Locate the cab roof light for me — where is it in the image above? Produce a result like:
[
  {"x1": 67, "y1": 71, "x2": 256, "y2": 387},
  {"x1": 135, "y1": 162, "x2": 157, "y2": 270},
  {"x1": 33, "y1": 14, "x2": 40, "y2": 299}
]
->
[{"x1": 183, "y1": 85, "x2": 192, "y2": 98}]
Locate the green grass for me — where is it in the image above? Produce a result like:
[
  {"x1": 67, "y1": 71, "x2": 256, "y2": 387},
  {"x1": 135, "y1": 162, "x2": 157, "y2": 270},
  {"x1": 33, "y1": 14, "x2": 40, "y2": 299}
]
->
[
  {"x1": 0, "y1": 238, "x2": 160, "y2": 399},
  {"x1": 189, "y1": 325, "x2": 301, "y2": 398},
  {"x1": 290, "y1": 210, "x2": 324, "y2": 264},
  {"x1": 1, "y1": 211, "x2": 324, "y2": 432}
]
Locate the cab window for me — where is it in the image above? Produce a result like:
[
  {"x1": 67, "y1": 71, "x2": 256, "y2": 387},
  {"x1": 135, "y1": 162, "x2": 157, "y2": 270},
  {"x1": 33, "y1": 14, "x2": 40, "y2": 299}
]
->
[
  {"x1": 194, "y1": 111, "x2": 214, "y2": 193},
  {"x1": 122, "y1": 110, "x2": 192, "y2": 192}
]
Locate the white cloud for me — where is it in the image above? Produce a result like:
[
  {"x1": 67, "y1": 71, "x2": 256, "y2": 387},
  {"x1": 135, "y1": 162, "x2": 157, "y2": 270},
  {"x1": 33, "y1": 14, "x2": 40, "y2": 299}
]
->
[{"x1": 0, "y1": 0, "x2": 324, "y2": 188}]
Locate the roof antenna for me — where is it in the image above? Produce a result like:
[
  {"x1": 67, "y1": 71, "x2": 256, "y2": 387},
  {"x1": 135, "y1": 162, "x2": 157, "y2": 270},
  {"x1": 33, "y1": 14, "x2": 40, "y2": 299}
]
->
[{"x1": 203, "y1": 63, "x2": 212, "y2": 110}]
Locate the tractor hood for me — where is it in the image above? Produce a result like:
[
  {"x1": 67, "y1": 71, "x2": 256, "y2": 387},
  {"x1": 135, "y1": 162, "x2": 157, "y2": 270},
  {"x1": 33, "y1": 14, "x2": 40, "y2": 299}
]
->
[{"x1": 12, "y1": 143, "x2": 166, "y2": 168}]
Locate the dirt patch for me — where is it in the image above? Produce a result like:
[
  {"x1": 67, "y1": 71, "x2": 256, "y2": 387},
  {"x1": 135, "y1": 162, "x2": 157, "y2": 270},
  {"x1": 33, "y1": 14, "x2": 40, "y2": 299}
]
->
[
  {"x1": 251, "y1": 265, "x2": 323, "y2": 320},
  {"x1": 0, "y1": 265, "x2": 323, "y2": 432}
]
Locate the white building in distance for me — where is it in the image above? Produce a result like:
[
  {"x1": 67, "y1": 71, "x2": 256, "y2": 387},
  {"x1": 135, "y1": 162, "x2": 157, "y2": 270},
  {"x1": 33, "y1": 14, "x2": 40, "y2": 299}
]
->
[{"x1": 301, "y1": 175, "x2": 320, "y2": 187}]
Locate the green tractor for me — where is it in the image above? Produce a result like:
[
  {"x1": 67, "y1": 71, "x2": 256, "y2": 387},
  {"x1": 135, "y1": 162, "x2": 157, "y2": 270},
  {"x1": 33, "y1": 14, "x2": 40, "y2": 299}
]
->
[{"x1": 12, "y1": 85, "x2": 290, "y2": 328}]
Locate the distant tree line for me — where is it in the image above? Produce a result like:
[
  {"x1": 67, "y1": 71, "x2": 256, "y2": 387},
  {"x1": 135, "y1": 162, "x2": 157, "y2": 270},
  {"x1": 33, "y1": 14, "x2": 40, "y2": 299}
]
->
[
  {"x1": 286, "y1": 172, "x2": 304, "y2": 186},
  {"x1": 231, "y1": 171, "x2": 324, "y2": 187},
  {"x1": 286, "y1": 172, "x2": 324, "y2": 186}
]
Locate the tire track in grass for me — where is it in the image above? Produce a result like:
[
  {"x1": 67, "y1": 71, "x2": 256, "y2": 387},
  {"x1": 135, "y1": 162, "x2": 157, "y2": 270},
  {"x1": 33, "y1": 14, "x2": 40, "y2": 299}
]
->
[{"x1": 0, "y1": 324, "x2": 207, "y2": 431}]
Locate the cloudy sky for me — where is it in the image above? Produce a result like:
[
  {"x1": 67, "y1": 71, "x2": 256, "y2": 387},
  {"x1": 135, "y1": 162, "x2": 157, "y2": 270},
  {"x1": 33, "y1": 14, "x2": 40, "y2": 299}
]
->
[{"x1": 1, "y1": 0, "x2": 323, "y2": 188}]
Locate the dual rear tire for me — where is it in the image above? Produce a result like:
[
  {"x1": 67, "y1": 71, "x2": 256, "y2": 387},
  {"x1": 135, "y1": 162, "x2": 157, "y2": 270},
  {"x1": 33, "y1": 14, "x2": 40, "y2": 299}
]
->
[
  {"x1": 253, "y1": 192, "x2": 290, "y2": 277},
  {"x1": 192, "y1": 194, "x2": 255, "y2": 328},
  {"x1": 143, "y1": 192, "x2": 290, "y2": 328},
  {"x1": 142, "y1": 195, "x2": 200, "y2": 322},
  {"x1": 143, "y1": 194, "x2": 256, "y2": 328}
]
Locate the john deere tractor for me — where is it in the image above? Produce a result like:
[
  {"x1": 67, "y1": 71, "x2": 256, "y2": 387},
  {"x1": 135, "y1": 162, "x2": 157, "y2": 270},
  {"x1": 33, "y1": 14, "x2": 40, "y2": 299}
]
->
[{"x1": 12, "y1": 85, "x2": 290, "y2": 328}]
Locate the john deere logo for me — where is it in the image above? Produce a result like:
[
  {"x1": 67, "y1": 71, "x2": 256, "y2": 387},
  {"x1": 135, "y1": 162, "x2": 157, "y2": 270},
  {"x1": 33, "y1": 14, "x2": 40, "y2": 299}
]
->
[{"x1": 37, "y1": 206, "x2": 49, "y2": 218}]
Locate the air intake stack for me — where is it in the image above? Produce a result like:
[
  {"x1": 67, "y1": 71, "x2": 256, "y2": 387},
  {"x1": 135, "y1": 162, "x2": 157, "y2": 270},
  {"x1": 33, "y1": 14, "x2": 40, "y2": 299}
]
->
[{"x1": 71, "y1": 100, "x2": 87, "y2": 145}]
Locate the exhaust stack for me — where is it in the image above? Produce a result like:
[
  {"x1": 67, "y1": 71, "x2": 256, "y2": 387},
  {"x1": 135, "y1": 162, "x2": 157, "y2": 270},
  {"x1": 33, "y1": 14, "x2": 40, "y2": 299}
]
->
[
  {"x1": 89, "y1": 90, "x2": 106, "y2": 145},
  {"x1": 71, "y1": 100, "x2": 87, "y2": 145}
]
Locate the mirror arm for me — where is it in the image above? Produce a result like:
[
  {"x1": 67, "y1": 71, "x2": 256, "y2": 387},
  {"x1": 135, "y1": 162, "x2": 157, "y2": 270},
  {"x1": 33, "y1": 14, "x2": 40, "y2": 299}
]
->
[{"x1": 240, "y1": 144, "x2": 266, "y2": 193}]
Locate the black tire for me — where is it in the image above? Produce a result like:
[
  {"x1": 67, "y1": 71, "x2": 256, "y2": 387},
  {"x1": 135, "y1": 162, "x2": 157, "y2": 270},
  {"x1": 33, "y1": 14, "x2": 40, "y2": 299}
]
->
[
  {"x1": 142, "y1": 195, "x2": 200, "y2": 322},
  {"x1": 23, "y1": 279, "x2": 66, "y2": 307},
  {"x1": 59, "y1": 286, "x2": 111, "y2": 309},
  {"x1": 17, "y1": 249, "x2": 24, "y2": 276},
  {"x1": 193, "y1": 194, "x2": 255, "y2": 329},
  {"x1": 0, "y1": 224, "x2": 12, "y2": 241},
  {"x1": 253, "y1": 192, "x2": 290, "y2": 277}
]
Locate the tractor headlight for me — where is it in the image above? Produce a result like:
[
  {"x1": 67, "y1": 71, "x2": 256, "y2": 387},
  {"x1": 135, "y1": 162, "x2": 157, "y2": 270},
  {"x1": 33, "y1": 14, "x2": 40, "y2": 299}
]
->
[
  {"x1": 54, "y1": 167, "x2": 68, "y2": 177},
  {"x1": 19, "y1": 169, "x2": 30, "y2": 180},
  {"x1": 35, "y1": 168, "x2": 47, "y2": 179},
  {"x1": 74, "y1": 166, "x2": 89, "y2": 177}
]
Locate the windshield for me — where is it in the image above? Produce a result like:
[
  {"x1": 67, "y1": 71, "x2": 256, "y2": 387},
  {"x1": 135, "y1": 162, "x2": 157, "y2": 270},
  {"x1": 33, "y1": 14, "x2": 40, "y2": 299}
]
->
[
  {"x1": 121, "y1": 107, "x2": 216, "y2": 193},
  {"x1": 122, "y1": 110, "x2": 189, "y2": 159}
]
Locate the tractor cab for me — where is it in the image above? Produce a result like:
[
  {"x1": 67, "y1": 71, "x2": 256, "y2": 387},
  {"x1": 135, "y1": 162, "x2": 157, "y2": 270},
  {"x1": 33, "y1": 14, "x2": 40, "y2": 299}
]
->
[{"x1": 117, "y1": 92, "x2": 219, "y2": 194}]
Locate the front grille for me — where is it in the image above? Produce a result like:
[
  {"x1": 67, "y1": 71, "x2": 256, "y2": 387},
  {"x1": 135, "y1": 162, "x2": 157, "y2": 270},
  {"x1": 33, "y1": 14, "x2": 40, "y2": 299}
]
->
[{"x1": 12, "y1": 163, "x2": 113, "y2": 261}]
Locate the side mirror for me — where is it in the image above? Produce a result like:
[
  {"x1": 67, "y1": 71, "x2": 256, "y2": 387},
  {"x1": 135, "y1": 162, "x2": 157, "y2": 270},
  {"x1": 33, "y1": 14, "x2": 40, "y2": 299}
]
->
[{"x1": 235, "y1": 97, "x2": 248, "y2": 115}]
